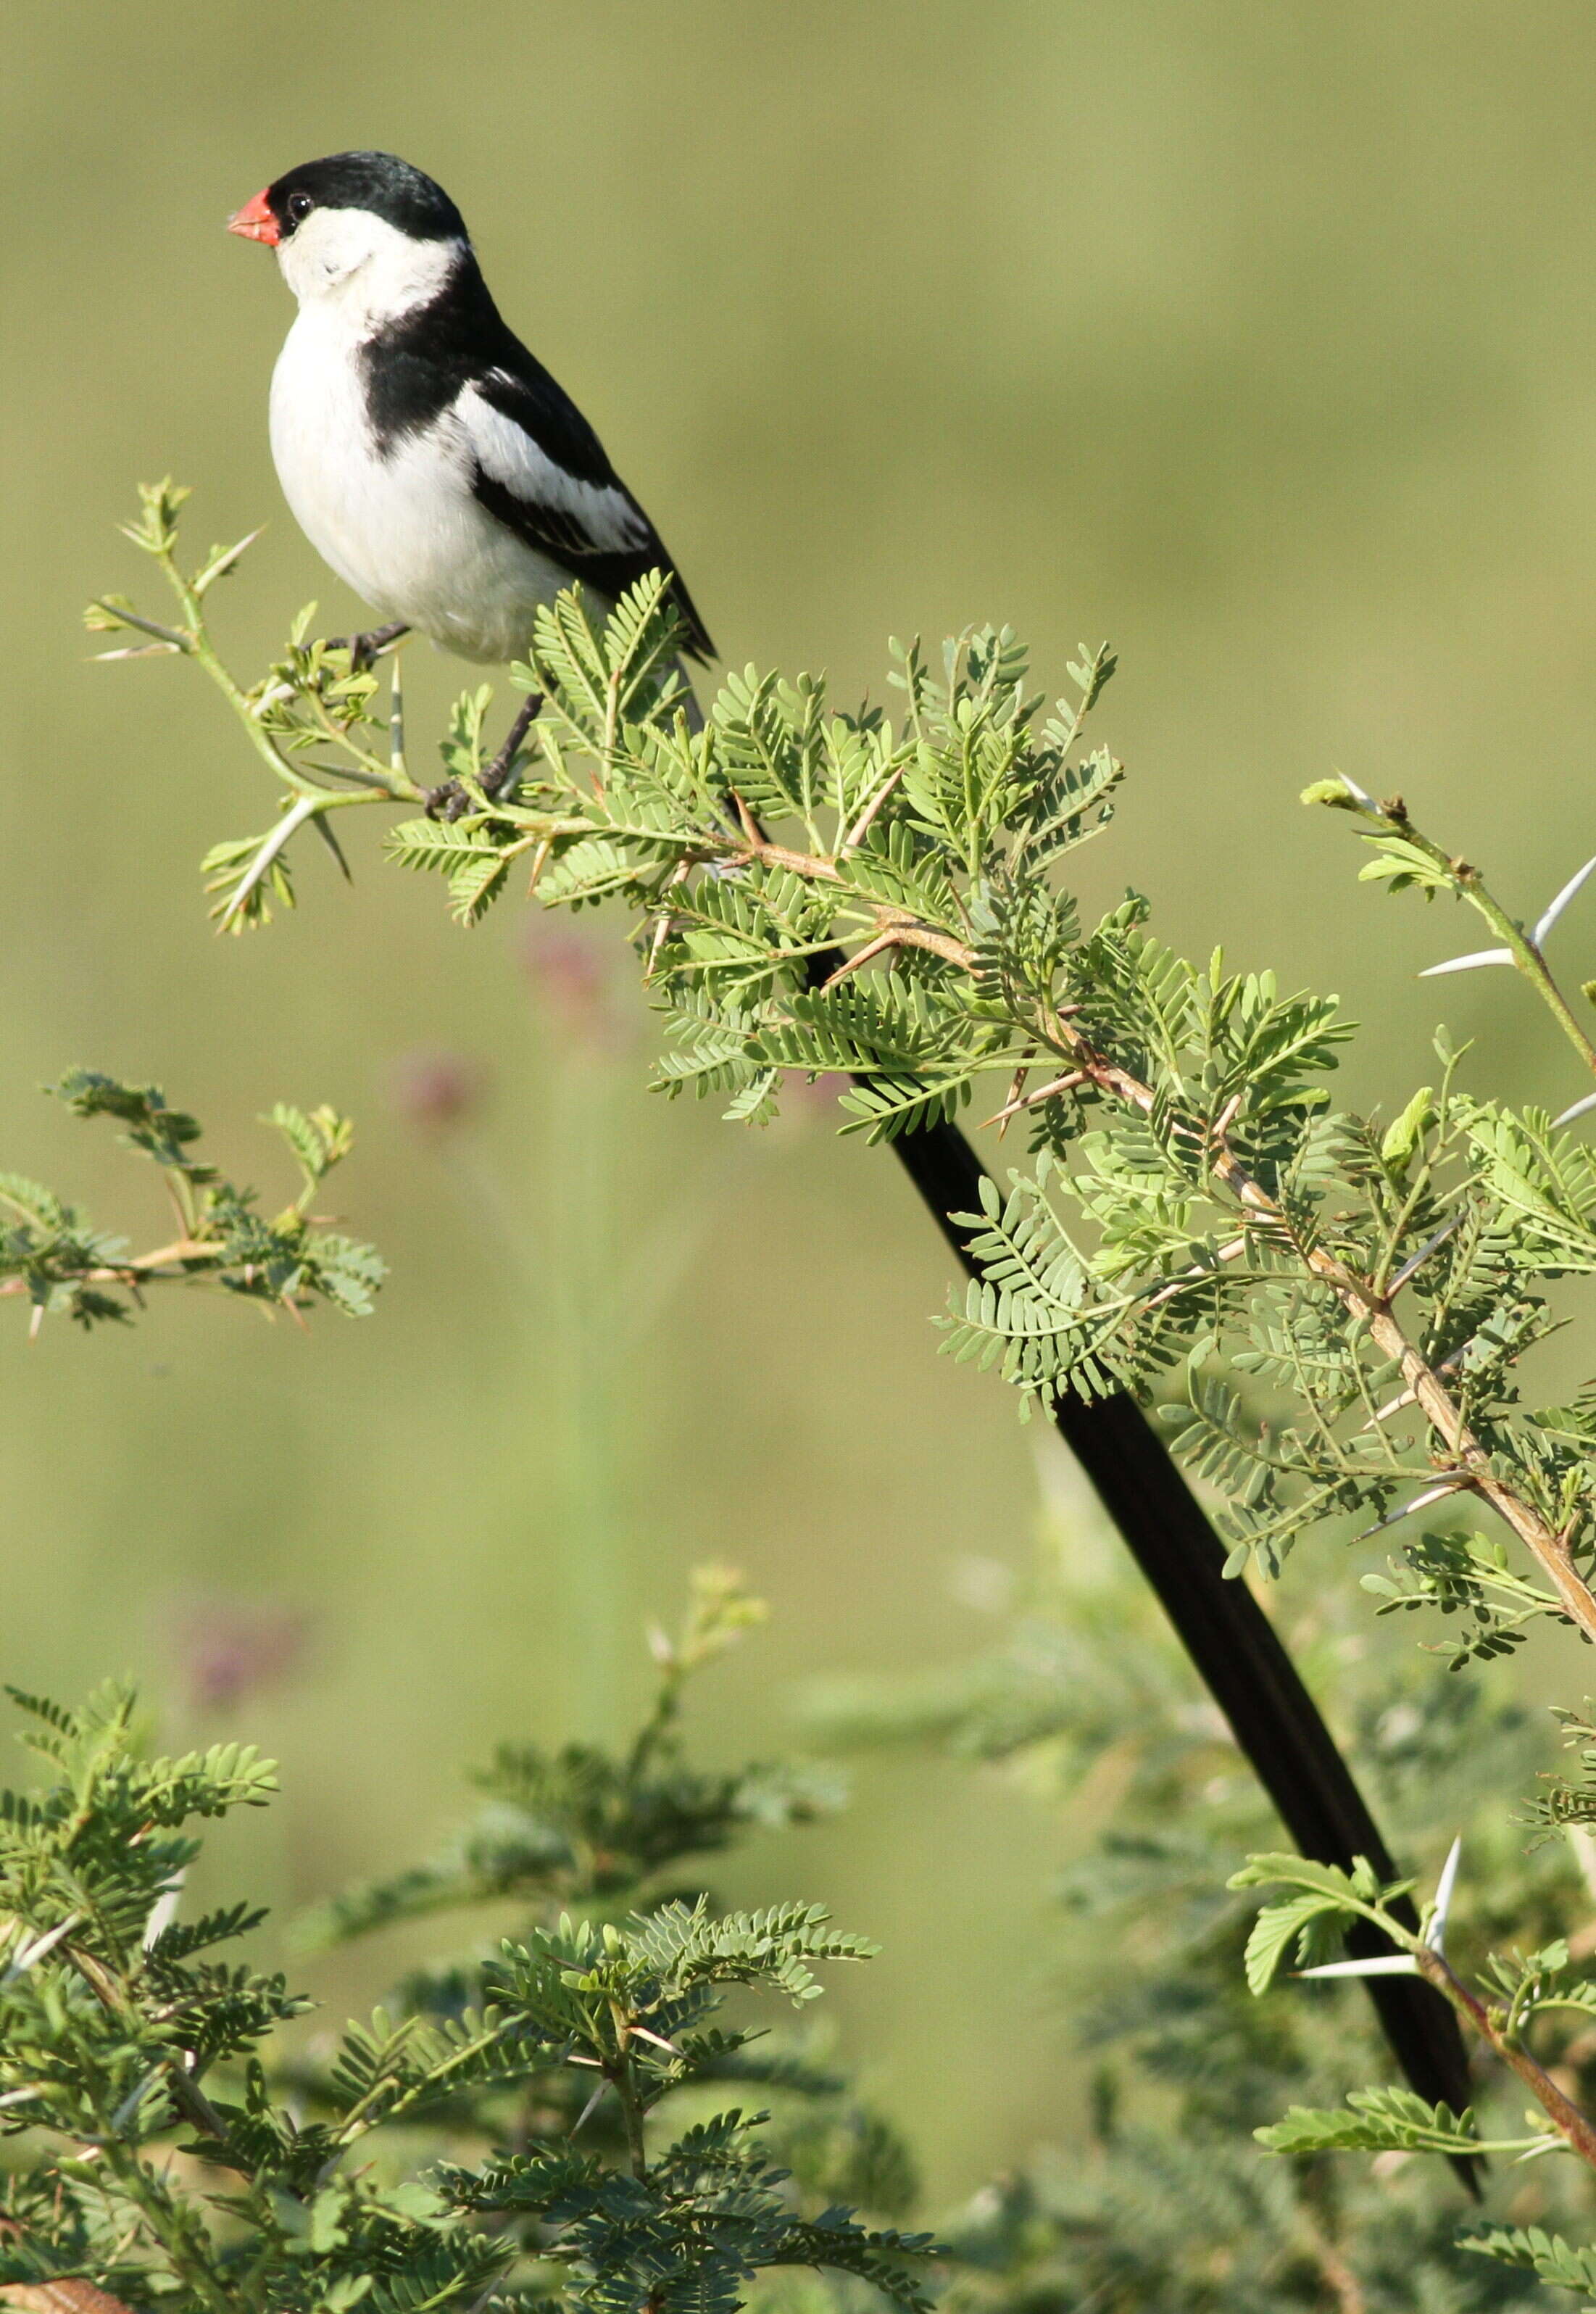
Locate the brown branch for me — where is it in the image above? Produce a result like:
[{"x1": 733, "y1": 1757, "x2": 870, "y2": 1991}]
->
[
  {"x1": 1022, "y1": 1003, "x2": 1596, "y2": 1646},
  {"x1": 1295, "y1": 2217, "x2": 1368, "y2": 2314},
  {"x1": 719, "y1": 824, "x2": 980, "y2": 981},
  {"x1": 0, "y1": 1241, "x2": 213, "y2": 1302},
  {"x1": 64, "y1": 1945, "x2": 244, "y2": 2173},
  {"x1": 1417, "y1": 1946, "x2": 1596, "y2": 2171},
  {"x1": 818, "y1": 932, "x2": 903, "y2": 991},
  {"x1": 877, "y1": 917, "x2": 978, "y2": 971},
  {"x1": 736, "y1": 830, "x2": 843, "y2": 884},
  {"x1": 1348, "y1": 1293, "x2": 1593, "y2": 1621},
  {"x1": 664, "y1": 800, "x2": 1596, "y2": 1638},
  {"x1": 992, "y1": 1050, "x2": 1036, "y2": 1139},
  {"x1": 981, "y1": 1070, "x2": 1088, "y2": 1129},
  {"x1": 839, "y1": 765, "x2": 906, "y2": 854}
]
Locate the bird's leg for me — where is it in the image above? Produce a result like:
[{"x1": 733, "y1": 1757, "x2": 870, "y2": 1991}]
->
[
  {"x1": 479, "y1": 691, "x2": 544, "y2": 797},
  {"x1": 324, "y1": 620, "x2": 410, "y2": 672},
  {"x1": 424, "y1": 689, "x2": 545, "y2": 821}
]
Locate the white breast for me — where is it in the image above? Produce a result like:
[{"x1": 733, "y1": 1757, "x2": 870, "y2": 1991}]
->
[{"x1": 267, "y1": 313, "x2": 570, "y2": 664}]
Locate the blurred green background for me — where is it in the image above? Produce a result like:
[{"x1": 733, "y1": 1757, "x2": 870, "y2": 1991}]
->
[{"x1": 4, "y1": 0, "x2": 1596, "y2": 2203}]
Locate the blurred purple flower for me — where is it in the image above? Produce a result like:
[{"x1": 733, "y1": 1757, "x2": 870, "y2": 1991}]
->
[
  {"x1": 170, "y1": 1598, "x2": 309, "y2": 1716},
  {"x1": 386, "y1": 1047, "x2": 489, "y2": 1134},
  {"x1": 520, "y1": 923, "x2": 628, "y2": 1050}
]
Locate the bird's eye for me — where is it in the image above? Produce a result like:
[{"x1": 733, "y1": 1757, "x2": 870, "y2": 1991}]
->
[{"x1": 286, "y1": 191, "x2": 314, "y2": 225}]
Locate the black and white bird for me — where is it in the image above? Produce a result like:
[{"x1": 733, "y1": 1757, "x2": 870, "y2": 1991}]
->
[{"x1": 229, "y1": 150, "x2": 712, "y2": 795}]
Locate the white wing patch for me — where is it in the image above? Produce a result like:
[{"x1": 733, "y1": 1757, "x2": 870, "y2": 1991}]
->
[{"x1": 457, "y1": 381, "x2": 652, "y2": 554}]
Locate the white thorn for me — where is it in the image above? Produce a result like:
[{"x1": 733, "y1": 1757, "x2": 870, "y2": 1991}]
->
[
  {"x1": 1387, "y1": 1216, "x2": 1461, "y2": 1296},
  {"x1": 192, "y1": 525, "x2": 266, "y2": 594},
  {"x1": 144, "y1": 1870, "x2": 184, "y2": 1951},
  {"x1": 1337, "y1": 773, "x2": 1376, "y2": 808},
  {"x1": 389, "y1": 652, "x2": 407, "y2": 776},
  {"x1": 218, "y1": 794, "x2": 320, "y2": 929},
  {"x1": 4, "y1": 1912, "x2": 82, "y2": 1981},
  {"x1": 1418, "y1": 947, "x2": 1514, "y2": 978},
  {"x1": 570, "y1": 2077, "x2": 610, "y2": 2137},
  {"x1": 1427, "y1": 1835, "x2": 1463, "y2": 1955},
  {"x1": 1536, "y1": 854, "x2": 1596, "y2": 947},
  {"x1": 1296, "y1": 1955, "x2": 1421, "y2": 1979},
  {"x1": 1357, "y1": 1477, "x2": 1471, "y2": 1538},
  {"x1": 1553, "y1": 1090, "x2": 1596, "y2": 1129},
  {"x1": 1361, "y1": 1383, "x2": 1418, "y2": 1431}
]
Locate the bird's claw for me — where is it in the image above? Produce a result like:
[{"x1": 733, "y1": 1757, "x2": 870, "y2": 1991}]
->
[
  {"x1": 323, "y1": 620, "x2": 410, "y2": 673},
  {"x1": 422, "y1": 780, "x2": 477, "y2": 823},
  {"x1": 420, "y1": 760, "x2": 516, "y2": 822},
  {"x1": 420, "y1": 691, "x2": 544, "y2": 821}
]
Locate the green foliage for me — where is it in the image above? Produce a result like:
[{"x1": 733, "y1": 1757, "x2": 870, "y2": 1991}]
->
[
  {"x1": 1522, "y1": 1704, "x2": 1596, "y2": 1836},
  {"x1": 89, "y1": 483, "x2": 1596, "y2": 2305},
  {"x1": 92, "y1": 484, "x2": 1596, "y2": 1676},
  {"x1": 1463, "y1": 2227, "x2": 1596, "y2": 2299},
  {"x1": 298, "y1": 1568, "x2": 839, "y2": 1948},
  {"x1": 1255, "y1": 2089, "x2": 1482, "y2": 2160},
  {"x1": 0, "y1": 1585, "x2": 933, "y2": 2314},
  {"x1": 1227, "y1": 1851, "x2": 1415, "y2": 1984},
  {"x1": 1226, "y1": 1836, "x2": 1596, "y2": 2297},
  {"x1": 807, "y1": 1519, "x2": 1582, "y2": 2310},
  {"x1": 0, "y1": 1071, "x2": 383, "y2": 1330}
]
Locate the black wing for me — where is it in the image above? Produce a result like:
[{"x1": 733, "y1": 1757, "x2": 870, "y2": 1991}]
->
[{"x1": 465, "y1": 363, "x2": 715, "y2": 663}]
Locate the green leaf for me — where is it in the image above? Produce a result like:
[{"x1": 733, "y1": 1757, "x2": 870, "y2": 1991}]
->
[
  {"x1": 1463, "y1": 2226, "x2": 1596, "y2": 2293},
  {"x1": 1242, "y1": 1890, "x2": 1348, "y2": 1994},
  {"x1": 1380, "y1": 1085, "x2": 1434, "y2": 1174},
  {"x1": 1257, "y1": 2087, "x2": 1479, "y2": 2157}
]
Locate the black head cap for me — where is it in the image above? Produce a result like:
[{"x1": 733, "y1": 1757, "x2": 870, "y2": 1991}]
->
[{"x1": 265, "y1": 152, "x2": 467, "y2": 244}]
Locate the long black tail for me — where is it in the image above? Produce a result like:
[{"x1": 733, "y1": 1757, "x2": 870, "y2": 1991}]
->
[{"x1": 885, "y1": 1113, "x2": 1474, "y2": 2148}]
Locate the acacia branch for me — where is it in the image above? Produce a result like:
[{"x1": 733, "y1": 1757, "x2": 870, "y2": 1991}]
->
[
  {"x1": 0, "y1": 1240, "x2": 214, "y2": 1301},
  {"x1": 1413, "y1": 1944, "x2": 1596, "y2": 2173},
  {"x1": 731, "y1": 855, "x2": 1596, "y2": 1644},
  {"x1": 1032, "y1": 1001, "x2": 1596, "y2": 1646}
]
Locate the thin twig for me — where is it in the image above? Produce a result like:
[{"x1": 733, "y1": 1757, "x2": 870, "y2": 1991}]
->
[
  {"x1": 1416, "y1": 1944, "x2": 1596, "y2": 2172},
  {"x1": 981, "y1": 1071, "x2": 1088, "y2": 1129},
  {"x1": 839, "y1": 765, "x2": 905, "y2": 854},
  {"x1": 818, "y1": 932, "x2": 903, "y2": 990}
]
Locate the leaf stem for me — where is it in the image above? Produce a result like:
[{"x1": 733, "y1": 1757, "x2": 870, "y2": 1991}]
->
[
  {"x1": 1374, "y1": 805, "x2": 1596, "y2": 1082},
  {"x1": 152, "y1": 538, "x2": 423, "y2": 807}
]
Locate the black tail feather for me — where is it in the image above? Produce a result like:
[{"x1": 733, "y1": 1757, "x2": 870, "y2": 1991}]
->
[{"x1": 886, "y1": 1115, "x2": 1476, "y2": 2181}]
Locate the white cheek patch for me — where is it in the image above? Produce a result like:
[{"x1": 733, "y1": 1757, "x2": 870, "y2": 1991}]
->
[
  {"x1": 275, "y1": 208, "x2": 371, "y2": 296},
  {"x1": 460, "y1": 382, "x2": 652, "y2": 553},
  {"x1": 276, "y1": 211, "x2": 466, "y2": 330}
]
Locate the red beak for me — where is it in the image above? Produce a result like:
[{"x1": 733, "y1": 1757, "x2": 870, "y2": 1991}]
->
[{"x1": 227, "y1": 189, "x2": 279, "y2": 245}]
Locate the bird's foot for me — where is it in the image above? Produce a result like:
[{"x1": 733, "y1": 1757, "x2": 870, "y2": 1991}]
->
[
  {"x1": 421, "y1": 783, "x2": 475, "y2": 824},
  {"x1": 323, "y1": 620, "x2": 410, "y2": 673},
  {"x1": 423, "y1": 691, "x2": 544, "y2": 821}
]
